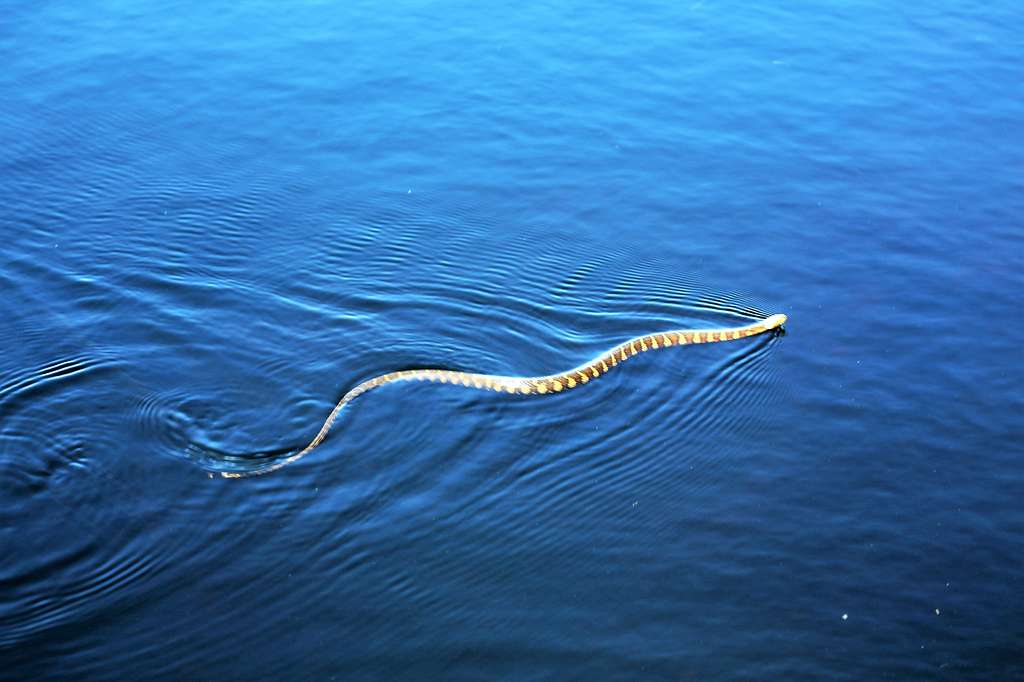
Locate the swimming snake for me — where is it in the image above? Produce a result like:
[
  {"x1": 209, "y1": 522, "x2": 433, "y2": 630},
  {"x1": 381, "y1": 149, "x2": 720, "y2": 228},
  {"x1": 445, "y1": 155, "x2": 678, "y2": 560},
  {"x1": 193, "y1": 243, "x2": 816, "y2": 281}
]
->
[{"x1": 221, "y1": 313, "x2": 787, "y2": 477}]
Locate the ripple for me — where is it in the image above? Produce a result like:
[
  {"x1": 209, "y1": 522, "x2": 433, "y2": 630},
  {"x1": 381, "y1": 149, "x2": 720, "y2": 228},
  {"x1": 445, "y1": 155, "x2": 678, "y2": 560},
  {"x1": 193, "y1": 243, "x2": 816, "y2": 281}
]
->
[
  {"x1": 0, "y1": 175, "x2": 793, "y2": 679},
  {"x1": 1, "y1": 185, "x2": 788, "y2": 670},
  {"x1": 176, "y1": 195, "x2": 788, "y2": 483},
  {"x1": 132, "y1": 381, "x2": 315, "y2": 472},
  {"x1": 0, "y1": 353, "x2": 120, "y2": 417}
]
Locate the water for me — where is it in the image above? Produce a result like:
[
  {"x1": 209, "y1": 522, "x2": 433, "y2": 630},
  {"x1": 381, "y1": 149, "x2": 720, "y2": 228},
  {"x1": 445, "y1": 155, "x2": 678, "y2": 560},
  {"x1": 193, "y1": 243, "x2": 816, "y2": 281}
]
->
[{"x1": 2, "y1": 1, "x2": 1022, "y2": 679}]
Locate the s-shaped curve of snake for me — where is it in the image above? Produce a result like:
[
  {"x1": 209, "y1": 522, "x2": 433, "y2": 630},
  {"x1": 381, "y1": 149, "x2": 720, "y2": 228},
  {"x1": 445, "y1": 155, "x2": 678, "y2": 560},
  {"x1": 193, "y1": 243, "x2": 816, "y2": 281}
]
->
[{"x1": 221, "y1": 313, "x2": 787, "y2": 478}]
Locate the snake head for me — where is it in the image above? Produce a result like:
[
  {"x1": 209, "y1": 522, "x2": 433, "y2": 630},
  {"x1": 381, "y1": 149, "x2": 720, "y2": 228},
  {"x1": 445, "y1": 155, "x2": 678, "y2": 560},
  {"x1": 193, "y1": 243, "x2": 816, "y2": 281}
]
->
[{"x1": 763, "y1": 313, "x2": 788, "y2": 331}]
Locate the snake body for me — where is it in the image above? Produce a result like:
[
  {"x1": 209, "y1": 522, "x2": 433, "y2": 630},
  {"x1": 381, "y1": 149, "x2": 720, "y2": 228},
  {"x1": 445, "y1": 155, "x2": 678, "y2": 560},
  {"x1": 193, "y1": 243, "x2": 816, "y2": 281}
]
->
[{"x1": 222, "y1": 313, "x2": 787, "y2": 477}]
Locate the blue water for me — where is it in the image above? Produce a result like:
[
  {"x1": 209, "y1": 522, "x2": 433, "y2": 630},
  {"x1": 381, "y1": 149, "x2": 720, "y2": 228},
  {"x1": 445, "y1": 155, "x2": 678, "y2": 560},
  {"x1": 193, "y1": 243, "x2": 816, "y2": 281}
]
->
[{"x1": 2, "y1": 2, "x2": 1022, "y2": 679}]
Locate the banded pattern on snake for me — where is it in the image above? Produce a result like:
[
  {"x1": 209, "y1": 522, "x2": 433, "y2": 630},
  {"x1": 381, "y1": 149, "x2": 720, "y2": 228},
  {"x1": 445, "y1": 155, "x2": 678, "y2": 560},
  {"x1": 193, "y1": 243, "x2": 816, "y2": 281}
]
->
[{"x1": 222, "y1": 313, "x2": 787, "y2": 477}]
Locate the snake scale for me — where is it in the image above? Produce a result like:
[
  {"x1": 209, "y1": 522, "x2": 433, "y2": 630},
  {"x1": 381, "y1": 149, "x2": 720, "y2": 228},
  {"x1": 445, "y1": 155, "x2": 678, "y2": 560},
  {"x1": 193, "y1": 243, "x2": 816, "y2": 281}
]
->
[{"x1": 222, "y1": 313, "x2": 787, "y2": 477}]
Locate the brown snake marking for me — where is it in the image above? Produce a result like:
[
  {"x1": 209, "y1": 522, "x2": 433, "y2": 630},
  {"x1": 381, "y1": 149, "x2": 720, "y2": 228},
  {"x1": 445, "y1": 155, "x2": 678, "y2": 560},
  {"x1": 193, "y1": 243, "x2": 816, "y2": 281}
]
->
[{"x1": 221, "y1": 313, "x2": 787, "y2": 477}]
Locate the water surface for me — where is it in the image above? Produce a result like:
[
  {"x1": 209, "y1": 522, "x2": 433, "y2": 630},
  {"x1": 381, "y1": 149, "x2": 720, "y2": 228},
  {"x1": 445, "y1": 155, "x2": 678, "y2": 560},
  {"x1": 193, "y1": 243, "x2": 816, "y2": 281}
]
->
[{"x1": 1, "y1": 1, "x2": 1022, "y2": 679}]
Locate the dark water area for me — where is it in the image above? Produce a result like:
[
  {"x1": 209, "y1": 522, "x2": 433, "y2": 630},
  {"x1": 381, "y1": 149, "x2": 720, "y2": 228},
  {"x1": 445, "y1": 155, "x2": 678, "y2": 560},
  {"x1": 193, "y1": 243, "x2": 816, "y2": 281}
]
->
[{"x1": 2, "y1": 1, "x2": 1022, "y2": 679}]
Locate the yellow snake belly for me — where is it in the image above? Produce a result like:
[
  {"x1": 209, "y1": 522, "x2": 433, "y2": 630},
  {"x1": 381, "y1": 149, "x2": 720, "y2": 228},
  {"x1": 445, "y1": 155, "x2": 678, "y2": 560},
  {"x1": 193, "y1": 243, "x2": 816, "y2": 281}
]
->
[{"x1": 221, "y1": 313, "x2": 787, "y2": 477}]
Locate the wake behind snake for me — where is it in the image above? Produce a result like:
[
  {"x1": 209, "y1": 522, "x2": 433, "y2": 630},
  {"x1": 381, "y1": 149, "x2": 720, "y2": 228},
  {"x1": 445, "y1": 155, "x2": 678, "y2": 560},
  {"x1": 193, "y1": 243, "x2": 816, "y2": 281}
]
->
[{"x1": 221, "y1": 313, "x2": 787, "y2": 477}]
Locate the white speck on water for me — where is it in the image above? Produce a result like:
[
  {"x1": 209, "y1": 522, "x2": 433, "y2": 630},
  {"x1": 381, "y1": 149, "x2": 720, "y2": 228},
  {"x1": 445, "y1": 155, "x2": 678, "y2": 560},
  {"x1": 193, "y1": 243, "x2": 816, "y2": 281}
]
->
[
  {"x1": 935, "y1": 608, "x2": 940, "y2": 615},
  {"x1": 842, "y1": 613, "x2": 848, "y2": 620}
]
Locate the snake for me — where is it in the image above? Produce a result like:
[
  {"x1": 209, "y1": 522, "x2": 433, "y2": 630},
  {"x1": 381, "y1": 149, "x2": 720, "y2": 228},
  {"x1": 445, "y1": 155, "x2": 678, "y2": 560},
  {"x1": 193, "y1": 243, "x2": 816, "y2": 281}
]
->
[{"x1": 220, "y1": 313, "x2": 787, "y2": 478}]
